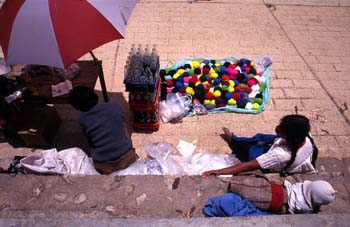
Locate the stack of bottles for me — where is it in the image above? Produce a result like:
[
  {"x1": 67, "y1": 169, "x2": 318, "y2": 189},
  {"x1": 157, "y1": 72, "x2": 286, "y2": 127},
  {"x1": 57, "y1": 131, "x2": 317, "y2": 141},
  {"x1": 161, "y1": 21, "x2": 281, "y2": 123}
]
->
[
  {"x1": 124, "y1": 44, "x2": 160, "y2": 132},
  {"x1": 124, "y1": 44, "x2": 159, "y2": 92}
]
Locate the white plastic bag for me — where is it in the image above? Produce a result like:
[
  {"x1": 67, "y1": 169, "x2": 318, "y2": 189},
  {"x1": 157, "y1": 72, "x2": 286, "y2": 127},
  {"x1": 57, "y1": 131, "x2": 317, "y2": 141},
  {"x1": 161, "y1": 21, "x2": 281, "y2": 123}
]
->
[
  {"x1": 20, "y1": 148, "x2": 100, "y2": 175},
  {"x1": 185, "y1": 153, "x2": 236, "y2": 175},
  {"x1": 113, "y1": 159, "x2": 163, "y2": 176},
  {"x1": 253, "y1": 56, "x2": 272, "y2": 73},
  {"x1": 113, "y1": 141, "x2": 236, "y2": 176},
  {"x1": 144, "y1": 142, "x2": 186, "y2": 175},
  {"x1": 159, "y1": 93, "x2": 191, "y2": 122}
]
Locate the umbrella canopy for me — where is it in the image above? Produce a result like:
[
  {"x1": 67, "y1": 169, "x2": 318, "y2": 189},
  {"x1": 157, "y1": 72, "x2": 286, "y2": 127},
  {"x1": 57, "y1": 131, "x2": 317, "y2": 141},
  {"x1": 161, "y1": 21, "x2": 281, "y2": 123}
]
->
[{"x1": 0, "y1": 0, "x2": 139, "y2": 68}]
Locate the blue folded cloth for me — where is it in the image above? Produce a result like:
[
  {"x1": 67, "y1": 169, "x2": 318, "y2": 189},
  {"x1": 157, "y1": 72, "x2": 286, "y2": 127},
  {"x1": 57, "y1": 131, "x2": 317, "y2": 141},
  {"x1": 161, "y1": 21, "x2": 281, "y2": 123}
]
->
[{"x1": 203, "y1": 193, "x2": 272, "y2": 217}]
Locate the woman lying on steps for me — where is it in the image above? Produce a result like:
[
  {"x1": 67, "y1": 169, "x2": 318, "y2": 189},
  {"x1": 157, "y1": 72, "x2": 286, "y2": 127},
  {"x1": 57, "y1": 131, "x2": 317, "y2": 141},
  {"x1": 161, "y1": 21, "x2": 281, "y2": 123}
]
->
[
  {"x1": 202, "y1": 114, "x2": 319, "y2": 177},
  {"x1": 203, "y1": 176, "x2": 336, "y2": 216}
]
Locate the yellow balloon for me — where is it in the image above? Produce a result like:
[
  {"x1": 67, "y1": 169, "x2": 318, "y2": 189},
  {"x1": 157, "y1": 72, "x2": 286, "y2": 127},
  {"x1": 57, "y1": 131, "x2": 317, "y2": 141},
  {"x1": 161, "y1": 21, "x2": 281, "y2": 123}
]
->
[
  {"x1": 209, "y1": 68, "x2": 215, "y2": 75},
  {"x1": 177, "y1": 69, "x2": 185, "y2": 75},
  {"x1": 228, "y1": 98, "x2": 236, "y2": 105},
  {"x1": 192, "y1": 60, "x2": 201, "y2": 68},
  {"x1": 173, "y1": 73, "x2": 180, "y2": 79},
  {"x1": 214, "y1": 90, "x2": 221, "y2": 98},
  {"x1": 228, "y1": 80, "x2": 235, "y2": 87},
  {"x1": 252, "y1": 103, "x2": 260, "y2": 110},
  {"x1": 228, "y1": 86, "x2": 235, "y2": 93},
  {"x1": 186, "y1": 87, "x2": 195, "y2": 96},
  {"x1": 209, "y1": 72, "x2": 219, "y2": 79}
]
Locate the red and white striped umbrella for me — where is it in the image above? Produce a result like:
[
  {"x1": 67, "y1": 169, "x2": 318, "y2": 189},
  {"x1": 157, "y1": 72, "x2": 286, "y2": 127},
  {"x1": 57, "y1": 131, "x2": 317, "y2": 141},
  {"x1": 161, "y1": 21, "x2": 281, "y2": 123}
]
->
[{"x1": 0, "y1": 0, "x2": 139, "y2": 68}]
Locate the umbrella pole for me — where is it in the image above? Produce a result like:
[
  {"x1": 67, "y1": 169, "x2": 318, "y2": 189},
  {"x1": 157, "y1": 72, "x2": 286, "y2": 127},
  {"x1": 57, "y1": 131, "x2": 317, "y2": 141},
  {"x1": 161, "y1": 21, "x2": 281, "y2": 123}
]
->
[{"x1": 89, "y1": 51, "x2": 109, "y2": 102}]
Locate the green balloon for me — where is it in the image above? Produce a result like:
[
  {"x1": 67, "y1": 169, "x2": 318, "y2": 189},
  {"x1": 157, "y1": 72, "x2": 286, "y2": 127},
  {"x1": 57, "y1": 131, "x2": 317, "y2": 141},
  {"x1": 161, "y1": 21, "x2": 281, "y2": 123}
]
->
[
  {"x1": 255, "y1": 98, "x2": 263, "y2": 105},
  {"x1": 259, "y1": 82, "x2": 266, "y2": 89}
]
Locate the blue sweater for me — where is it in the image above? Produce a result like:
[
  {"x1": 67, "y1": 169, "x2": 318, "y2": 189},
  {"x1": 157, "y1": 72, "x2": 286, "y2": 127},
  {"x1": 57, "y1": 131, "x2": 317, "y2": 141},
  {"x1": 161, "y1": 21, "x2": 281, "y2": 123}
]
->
[{"x1": 78, "y1": 102, "x2": 132, "y2": 162}]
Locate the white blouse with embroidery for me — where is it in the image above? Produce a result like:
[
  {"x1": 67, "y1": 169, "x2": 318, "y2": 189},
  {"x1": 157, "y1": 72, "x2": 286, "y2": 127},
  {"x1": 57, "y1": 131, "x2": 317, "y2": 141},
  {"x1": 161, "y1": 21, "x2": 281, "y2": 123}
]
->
[{"x1": 255, "y1": 137, "x2": 316, "y2": 174}]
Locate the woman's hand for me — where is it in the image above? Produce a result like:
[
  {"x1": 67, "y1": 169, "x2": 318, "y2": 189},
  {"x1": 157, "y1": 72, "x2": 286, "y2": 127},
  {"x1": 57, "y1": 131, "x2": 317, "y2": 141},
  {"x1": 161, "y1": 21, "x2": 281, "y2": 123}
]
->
[
  {"x1": 202, "y1": 170, "x2": 219, "y2": 178},
  {"x1": 201, "y1": 160, "x2": 261, "y2": 178}
]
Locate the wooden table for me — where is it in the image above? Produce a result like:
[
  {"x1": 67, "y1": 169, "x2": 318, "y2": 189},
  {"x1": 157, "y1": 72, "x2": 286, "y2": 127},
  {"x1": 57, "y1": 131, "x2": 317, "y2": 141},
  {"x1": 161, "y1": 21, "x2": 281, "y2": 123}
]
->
[
  {"x1": 23, "y1": 60, "x2": 109, "y2": 104},
  {"x1": 0, "y1": 60, "x2": 109, "y2": 147}
]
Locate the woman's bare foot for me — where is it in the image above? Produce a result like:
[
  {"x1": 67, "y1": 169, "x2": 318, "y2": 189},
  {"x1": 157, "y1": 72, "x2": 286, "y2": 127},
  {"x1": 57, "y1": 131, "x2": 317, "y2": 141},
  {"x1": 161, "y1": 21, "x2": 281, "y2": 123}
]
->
[{"x1": 222, "y1": 127, "x2": 232, "y2": 144}]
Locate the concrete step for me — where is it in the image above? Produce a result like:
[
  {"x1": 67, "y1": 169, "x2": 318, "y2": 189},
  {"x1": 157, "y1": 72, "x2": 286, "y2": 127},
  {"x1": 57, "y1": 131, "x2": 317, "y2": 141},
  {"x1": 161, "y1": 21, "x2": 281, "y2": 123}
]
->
[
  {"x1": 0, "y1": 157, "x2": 349, "y2": 219},
  {"x1": 1, "y1": 214, "x2": 350, "y2": 227}
]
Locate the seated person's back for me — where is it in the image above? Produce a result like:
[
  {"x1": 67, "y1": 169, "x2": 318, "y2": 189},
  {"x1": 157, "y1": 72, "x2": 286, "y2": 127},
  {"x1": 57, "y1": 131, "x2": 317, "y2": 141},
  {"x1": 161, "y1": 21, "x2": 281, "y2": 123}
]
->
[
  {"x1": 78, "y1": 101, "x2": 132, "y2": 163},
  {"x1": 69, "y1": 86, "x2": 136, "y2": 174}
]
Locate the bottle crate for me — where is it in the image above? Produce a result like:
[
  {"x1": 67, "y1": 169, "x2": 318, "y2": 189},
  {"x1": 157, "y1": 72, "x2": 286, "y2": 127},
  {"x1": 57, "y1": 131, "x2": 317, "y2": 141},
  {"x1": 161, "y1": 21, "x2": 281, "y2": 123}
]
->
[
  {"x1": 128, "y1": 79, "x2": 160, "y2": 112},
  {"x1": 132, "y1": 109, "x2": 160, "y2": 132}
]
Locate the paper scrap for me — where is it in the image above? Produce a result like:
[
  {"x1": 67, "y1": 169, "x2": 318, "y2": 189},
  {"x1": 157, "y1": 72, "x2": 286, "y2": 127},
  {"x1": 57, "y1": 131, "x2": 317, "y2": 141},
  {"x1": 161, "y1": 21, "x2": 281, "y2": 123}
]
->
[
  {"x1": 177, "y1": 140, "x2": 196, "y2": 158},
  {"x1": 51, "y1": 80, "x2": 73, "y2": 97}
]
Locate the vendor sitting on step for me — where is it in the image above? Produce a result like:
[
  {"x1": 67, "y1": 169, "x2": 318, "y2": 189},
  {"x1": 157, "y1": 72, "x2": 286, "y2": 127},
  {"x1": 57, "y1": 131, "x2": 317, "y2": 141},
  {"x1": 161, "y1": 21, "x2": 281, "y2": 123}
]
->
[
  {"x1": 69, "y1": 86, "x2": 137, "y2": 174},
  {"x1": 202, "y1": 114, "x2": 318, "y2": 177}
]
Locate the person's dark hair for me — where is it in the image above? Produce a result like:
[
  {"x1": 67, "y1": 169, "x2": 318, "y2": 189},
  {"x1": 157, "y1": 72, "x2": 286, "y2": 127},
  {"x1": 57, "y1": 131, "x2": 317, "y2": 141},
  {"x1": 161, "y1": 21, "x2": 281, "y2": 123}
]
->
[
  {"x1": 69, "y1": 86, "x2": 98, "y2": 112},
  {"x1": 279, "y1": 114, "x2": 318, "y2": 175}
]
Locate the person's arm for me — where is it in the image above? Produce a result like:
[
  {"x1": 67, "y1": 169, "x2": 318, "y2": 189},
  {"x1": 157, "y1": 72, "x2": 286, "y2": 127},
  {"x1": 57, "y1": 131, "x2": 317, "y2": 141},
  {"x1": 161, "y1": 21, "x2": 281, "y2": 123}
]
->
[{"x1": 202, "y1": 159, "x2": 261, "y2": 178}]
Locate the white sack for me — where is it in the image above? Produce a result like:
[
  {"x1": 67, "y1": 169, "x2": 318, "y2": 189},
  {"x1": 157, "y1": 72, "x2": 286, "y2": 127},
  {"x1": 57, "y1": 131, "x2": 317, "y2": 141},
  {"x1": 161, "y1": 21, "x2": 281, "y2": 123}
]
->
[{"x1": 20, "y1": 147, "x2": 100, "y2": 175}]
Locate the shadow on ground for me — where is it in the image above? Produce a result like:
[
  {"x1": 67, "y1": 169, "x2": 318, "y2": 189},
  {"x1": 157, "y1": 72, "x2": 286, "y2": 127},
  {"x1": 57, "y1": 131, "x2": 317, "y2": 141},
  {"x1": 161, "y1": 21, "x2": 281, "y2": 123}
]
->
[{"x1": 1, "y1": 90, "x2": 133, "y2": 154}]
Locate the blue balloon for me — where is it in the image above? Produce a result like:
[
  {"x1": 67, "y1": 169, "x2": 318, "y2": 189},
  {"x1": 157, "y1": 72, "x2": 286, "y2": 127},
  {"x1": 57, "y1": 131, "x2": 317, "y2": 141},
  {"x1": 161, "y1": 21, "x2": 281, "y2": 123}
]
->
[
  {"x1": 175, "y1": 81, "x2": 183, "y2": 88},
  {"x1": 176, "y1": 77, "x2": 184, "y2": 83},
  {"x1": 240, "y1": 58, "x2": 247, "y2": 64},
  {"x1": 220, "y1": 66, "x2": 227, "y2": 74},
  {"x1": 225, "y1": 92, "x2": 232, "y2": 100},
  {"x1": 213, "y1": 78, "x2": 221, "y2": 86}
]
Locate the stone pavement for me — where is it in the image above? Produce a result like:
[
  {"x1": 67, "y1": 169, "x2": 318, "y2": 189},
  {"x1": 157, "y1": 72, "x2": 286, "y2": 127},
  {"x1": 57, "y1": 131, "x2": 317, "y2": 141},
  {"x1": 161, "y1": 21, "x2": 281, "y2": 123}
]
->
[{"x1": 0, "y1": 0, "x2": 350, "y2": 224}]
